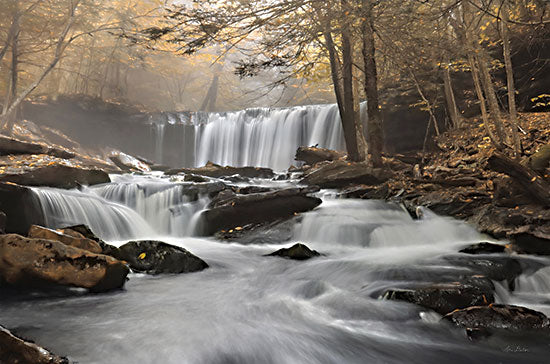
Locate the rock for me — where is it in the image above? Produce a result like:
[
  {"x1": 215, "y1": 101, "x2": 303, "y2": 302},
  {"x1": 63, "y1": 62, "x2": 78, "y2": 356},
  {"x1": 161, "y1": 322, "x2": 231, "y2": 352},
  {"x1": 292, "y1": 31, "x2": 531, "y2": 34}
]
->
[
  {"x1": 295, "y1": 146, "x2": 345, "y2": 166},
  {"x1": 300, "y1": 160, "x2": 392, "y2": 189},
  {"x1": 0, "y1": 234, "x2": 129, "y2": 292},
  {"x1": 265, "y1": 243, "x2": 321, "y2": 260},
  {"x1": 215, "y1": 218, "x2": 296, "y2": 245},
  {"x1": 115, "y1": 240, "x2": 208, "y2": 274},
  {"x1": 382, "y1": 277, "x2": 495, "y2": 315},
  {"x1": 0, "y1": 165, "x2": 110, "y2": 189},
  {"x1": 511, "y1": 230, "x2": 550, "y2": 255},
  {"x1": 199, "y1": 187, "x2": 321, "y2": 235},
  {"x1": 109, "y1": 151, "x2": 151, "y2": 172},
  {"x1": 443, "y1": 255, "x2": 523, "y2": 287},
  {"x1": 183, "y1": 174, "x2": 209, "y2": 183},
  {"x1": 443, "y1": 304, "x2": 550, "y2": 331},
  {"x1": 0, "y1": 211, "x2": 5, "y2": 234},
  {"x1": 459, "y1": 242, "x2": 507, "y2": 255},
  {"x1": 28, "y1": 225, "x2": 102, "y2": 254},
  {"x1": 0, "y1": 182, "x2": 45, "y2": 235},
  {"x1": 526, "y1": 144, "x2": 550, "y2": 174},
  {"x1": 0, "y1": 325, "x2": 68, "y2": 364},
  {"x1": 0, "y1": 134, "x2": 75, "y2": 160},
  {"x1": 165, "y1": 161, "x2": 274, "y2": 179},
  {"x1": 61, "y1": 224, "x2": 121, "y2": 258}
]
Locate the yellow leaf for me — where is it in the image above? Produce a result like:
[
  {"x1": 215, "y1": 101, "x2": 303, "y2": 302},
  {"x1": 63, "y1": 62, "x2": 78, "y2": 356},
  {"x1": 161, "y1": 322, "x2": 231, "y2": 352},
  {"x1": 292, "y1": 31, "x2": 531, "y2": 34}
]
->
[
  {"x1": 235, "y1": 227, "x2": 243, "y2": 231},
  {"x1": 531, "y1": 176, "x2": 537, "y2": 182},
  {"x1": 138, "y1": 253, "x2": 146, "y2": 260}
]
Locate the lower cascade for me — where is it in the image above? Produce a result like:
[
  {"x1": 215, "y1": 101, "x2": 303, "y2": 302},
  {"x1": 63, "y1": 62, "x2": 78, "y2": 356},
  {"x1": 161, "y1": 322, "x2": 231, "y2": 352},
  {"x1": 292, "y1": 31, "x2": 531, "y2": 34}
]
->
[{"x1": 153, "y1": 104, "x2": 346, "y2": 170}]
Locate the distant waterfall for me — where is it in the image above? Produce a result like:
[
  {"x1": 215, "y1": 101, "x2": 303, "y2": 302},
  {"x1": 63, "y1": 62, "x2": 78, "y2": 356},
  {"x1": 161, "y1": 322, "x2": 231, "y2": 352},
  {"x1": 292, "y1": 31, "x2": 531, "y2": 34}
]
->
[
  {"x1": 152, "y1": 104, "x2": 345, "y2": 171},
  {"x1": 31, "y1": 180, "x2": 209, "y2": 241}
]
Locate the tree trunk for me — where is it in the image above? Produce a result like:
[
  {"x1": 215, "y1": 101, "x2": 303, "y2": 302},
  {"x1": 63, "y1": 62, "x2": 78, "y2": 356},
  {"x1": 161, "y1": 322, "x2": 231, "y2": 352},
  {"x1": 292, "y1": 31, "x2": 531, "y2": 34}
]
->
[
  {"x1": 477, "y1": 49, "x2": 506, "y2": 144},
  {"x1": 501, "y1": 7, "x2": 521, "y2": 157},
  {"x1": 442, "y1": 58, "x2": 461, "y2": 128},
  {"x1": 361, "y1": 0, "x2": 383, "y2": 167},
  {"x1": 200, "y1": 74, "x2": 220, "y2": 112},
  {"x1": 2, "y1": 1, "x2": 20, "y2": 135}
]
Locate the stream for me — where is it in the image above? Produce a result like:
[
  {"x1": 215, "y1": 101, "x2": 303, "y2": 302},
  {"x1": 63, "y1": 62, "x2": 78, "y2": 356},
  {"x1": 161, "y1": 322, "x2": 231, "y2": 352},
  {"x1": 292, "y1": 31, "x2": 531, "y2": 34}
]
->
[{"x1": 1, "y1": 174, "x2": 550, "y2": 363}]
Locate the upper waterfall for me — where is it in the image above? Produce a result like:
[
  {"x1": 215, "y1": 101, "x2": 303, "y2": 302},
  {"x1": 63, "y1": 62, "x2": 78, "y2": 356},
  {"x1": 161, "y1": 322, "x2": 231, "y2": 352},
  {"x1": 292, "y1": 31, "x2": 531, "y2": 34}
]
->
[{"x1": 152, "y1": 104, "x2": 346, "y2": 171}]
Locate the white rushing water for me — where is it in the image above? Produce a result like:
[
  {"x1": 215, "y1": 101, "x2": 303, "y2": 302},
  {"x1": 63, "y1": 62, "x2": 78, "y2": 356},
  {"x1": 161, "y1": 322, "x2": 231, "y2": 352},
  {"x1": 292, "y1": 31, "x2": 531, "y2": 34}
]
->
[
  {"x1": 152, "y1": 104, "x2": 345, "y2": 170},
  {"x1": 4, "y1": 185, "x2": 549, "y2": 363}
]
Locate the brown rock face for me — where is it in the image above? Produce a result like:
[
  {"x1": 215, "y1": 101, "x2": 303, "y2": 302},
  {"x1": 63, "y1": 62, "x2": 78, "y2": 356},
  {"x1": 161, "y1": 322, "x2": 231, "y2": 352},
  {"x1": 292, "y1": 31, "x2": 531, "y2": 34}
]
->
[
  {"x1": 300, "y1": 160, "x2": 392, "y2": 189},
  {"x1": 28, "y1": 225, "x2": 102, "y2": 254},
  {"x1": 0, "y1": 234, "x2": 129, "y2": 292},
  {"x1": 165, "y1": 161, "x2": 274, "y2": 179},
  {"x1": 0, "y1": 325, "x2": 68, "y2": 364}
]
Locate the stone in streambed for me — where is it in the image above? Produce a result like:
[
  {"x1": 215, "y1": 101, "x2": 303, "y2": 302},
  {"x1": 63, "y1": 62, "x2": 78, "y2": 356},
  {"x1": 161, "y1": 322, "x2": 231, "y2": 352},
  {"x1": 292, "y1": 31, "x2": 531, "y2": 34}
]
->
[
  {"x1": 382, "y1": 277, "x2": 495, "y2": 315},
  {"x1": 443, "y1": 304, "x2": 550, "y2": 332},
  {"x1": 295, "y1": 146, "x2": 345, "y2": 166},
  {"x1": 265, "y1": 243, "x2": 321, "y2": 261},
  {"x1": 60, "y1": 224, "x2": 121, "y2": 257},
  {"x1": 300, "y1": 160, "x2": 392, "y2": 189},
  {"x1": 116, "y1": 240, "x2": 208, "y2": 274},
  {"x1": 28, "y1": 225, "x2": 102, "y2": 254},
  {"x1": 0, "y1": 325, "x2": 68, "y2": 364},
  {"x1": 459, "y1": 242, "x2": 507, "y2": 255},
  {"x1": 199, "y1": 187, "x2": 321, "y2": 236},
  {"x1": 0, "y1": 234, "x2": 129, "y2": 292},
  {"x1": 0, "y1": 182, "x2": 45, "y2": 235},
  {"x1": 0, "y1": 164, "x2": 110, "y2": 189},
  {"x1": 165, "y1": 161, "x2": 274, "y2": 179}
]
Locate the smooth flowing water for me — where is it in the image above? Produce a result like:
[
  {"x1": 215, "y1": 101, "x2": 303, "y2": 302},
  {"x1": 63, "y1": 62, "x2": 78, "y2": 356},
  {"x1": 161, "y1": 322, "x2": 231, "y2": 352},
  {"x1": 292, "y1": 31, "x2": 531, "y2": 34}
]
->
[
  {"x1": 2, "y1": 176, "x2": 550, "y2": 363},
  {"x1": 152, "y1": 104, "x2": 345, "y2": 170}
]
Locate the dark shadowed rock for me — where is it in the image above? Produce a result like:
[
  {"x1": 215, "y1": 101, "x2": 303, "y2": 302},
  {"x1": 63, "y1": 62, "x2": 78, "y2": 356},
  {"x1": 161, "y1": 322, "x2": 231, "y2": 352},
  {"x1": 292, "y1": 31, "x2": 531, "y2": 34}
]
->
[
  {"x1": 166, "y1": 161, "x2": 274, "y2": 179},
  {"x1": 199, "y1": 187, "x2": 321, "y2": 235},
  {"x1": 511, "y1": 230, "x2": 550, "y2": 255},
  {"x1": 443, "y1": 304, "x2": 550, "y2": 331},
  {"x1": 301, "y1": 160, "x2": 392, "y2": 189},
  {"x1": 459, "y1": 242, "x2": 507, "y2": 255},
  {"x1": 442, "y1": 255, "x2": 523, "y2": 287},
  {"x1": 265, "y1": 243, "x2": 321, "y2": 260},
  {"x1": 28, "y1": 225, "x2": 102, "y2": 254},
  {"x1": 116, "y1": 240, "x2": 208, "y2": 274},
  {"x1": 382, "y1": 277, "x2": 495, "y2": 315},
  {"x1": 0, "y1": 325, "x2": 68, "y2": 364},
  {"x1": 295, "y1": 146, "x2": 345, "y2": 166},
  {"x1": 0, "y1": 182, "x2": 45, "y2": 235},
  {"x1": 215, "y1": 218, "x2": 297, "y2": 245},
  {"x1": 0, "y1": 164, "x2": 110, "y2": 188},
  {"x1": 0, "y1": 234, "x2": 129, "y2": 292}
]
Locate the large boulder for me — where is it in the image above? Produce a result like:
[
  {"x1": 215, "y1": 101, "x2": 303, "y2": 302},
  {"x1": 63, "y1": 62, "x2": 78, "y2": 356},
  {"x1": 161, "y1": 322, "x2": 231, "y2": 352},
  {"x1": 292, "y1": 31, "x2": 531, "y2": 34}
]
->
[
  {"x1": 443, "y1": 304, "x2": 550, "y2": 331},
  {"x1": 459, "y1": 242, "x2": 507, "y2": 255},
  {"x1": 0, "y1": 164, "x2": 110, "y2": 188},
  {"x1": 61, "y1": 224, "x2": 121, "y2": 257},
  {"x1": 0, "y1": 234, "x2": 129, "y2": 292},
  {"x1": 0, "y1": 325, "x2": 68, "y2": 364},
  {"x1": 295, "y1": 146, "x2": 345, "y2": 166},
  {"x1": 115, "y1": 240, "x2": 208, "y2": 274},
  {"x1": 382, "y1": 277, "x2": 495, "y2": 315},
  {"x1": 28, "y1": 225, "x2": 102, "y2": 254},
  {"x1": 199, "y1": 187, "x2": 322, "y2": 235},
  {"x1": 0, "y1": 182, "x2": 45, "y2": 235},
  {"x1": 166, "y1": 161, "x2": 274, "y2": 179},
  {"x1": 265, "y1": 243, "x2": 321, "y2": 260},
  {"x1": 300, "y1": 160, "x2": 392, "y2": 189}
]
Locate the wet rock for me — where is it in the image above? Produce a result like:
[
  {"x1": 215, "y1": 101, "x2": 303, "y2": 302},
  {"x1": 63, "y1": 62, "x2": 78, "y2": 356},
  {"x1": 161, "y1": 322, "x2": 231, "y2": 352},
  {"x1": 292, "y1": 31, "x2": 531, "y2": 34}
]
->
[
  {"x1": 382, "y1": 277, "x2": 494, "y2": 315},
  {"x1": 511, "y1": 230, "x2": 550, "y2": 255},
  {"x1": 216, "y1": 218, "x2": 297, "y2": 245},
  {"x1": 0, "y1": 182, "x2": 45, "y2": 235},
  {"x1": 295, "y1": 146, "x2": 345, "y2": 166},
  {"x1": 109, "y1": 151, "x2": 151, "y2": 172},
  {"x1": 61, "y1": 224, "x2": 121, "y2": 257},
  {"x1": 28, "y1": 225, "x2": 102, "y2": 254},
  {"x1": 166, "y1": 161, "x2": 274, "y2": 179},
  {"x1": 442, "y1": 255, "x2": 522, "y2": 287},
  {"x1": 0, "y1": 234, "x2": 129, "y2": 292},
  {"x1": 115, "y1": 240, "x2": 208, "y2": 274},
  {"x1": 183, "y1": 174, "x2": 209, "y2": 183},
  {"x1": 459, "y1": 242, "x2": 507, "y2": 255},
  {"x1": 199, "y1": 187, "x2": 321, "y2": 235},
  {"x1": 300, "y1": 160, "x2": 392, "y2": 189},
  {"x1": 265, "y1": 243, "x2": 321, "y2": 260},
  {"x1": 443, "y1": 304, "x2": 550, "y2": 331},
  {"x1": 0, "y1": 164, "x2": 110, "y2": 189},
  {"x1": 0, "y1": 325, "x2": 68, "y2": 364}
]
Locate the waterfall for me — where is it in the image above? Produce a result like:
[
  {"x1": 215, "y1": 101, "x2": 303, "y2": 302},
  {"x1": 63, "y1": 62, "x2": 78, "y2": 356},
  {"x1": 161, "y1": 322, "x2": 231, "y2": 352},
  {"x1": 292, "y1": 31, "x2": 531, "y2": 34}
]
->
[
  {"x1": 31, "y1": 180, "x2": 210, "y2": 241},
  {"x1": 151, "y1": 104, "x2": 346, "y2": 171}
]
